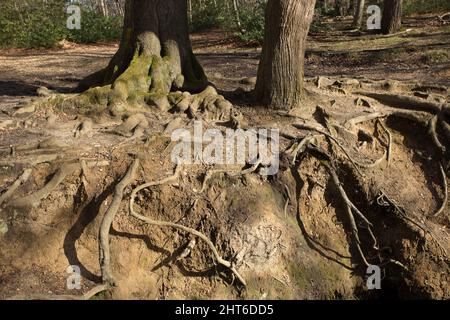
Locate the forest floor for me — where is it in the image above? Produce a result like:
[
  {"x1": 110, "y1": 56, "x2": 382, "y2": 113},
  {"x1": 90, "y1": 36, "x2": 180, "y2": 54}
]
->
[
  {"x1": 0, "y1": 15, "x2": 449, "y2": 300},
  {"x1": 1, "y1": 16, "x2": 449, "y2": 110}
]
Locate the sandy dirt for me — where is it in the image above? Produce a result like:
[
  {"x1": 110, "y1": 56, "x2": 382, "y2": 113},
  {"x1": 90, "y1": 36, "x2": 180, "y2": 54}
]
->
[{"x1": 0, "y1": 16, "x2": 449, "y2": 300}]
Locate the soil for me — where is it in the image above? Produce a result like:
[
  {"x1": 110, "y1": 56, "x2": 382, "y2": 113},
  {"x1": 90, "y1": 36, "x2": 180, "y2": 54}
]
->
[{"x1": 0, "y1": 15, "x2": 449, "y2": 300}]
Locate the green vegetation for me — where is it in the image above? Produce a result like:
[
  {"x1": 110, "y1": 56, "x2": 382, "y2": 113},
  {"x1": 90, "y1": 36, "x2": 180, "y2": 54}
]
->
[
  {"x1": 234, "y1": 2, "x2": 266, "y2": 45},
  {"x1": 421, "y1": 50, "x2": 450, "y2": 63},
  {"x1": 404, "y1": 0, "x2": 450, "y2": 15},
  {"x1": 1, "y1": 0, "x2": 449, "y2": 49},
  {"x1": 0, "y1": 0, "x2": 122, "y2": 48}
]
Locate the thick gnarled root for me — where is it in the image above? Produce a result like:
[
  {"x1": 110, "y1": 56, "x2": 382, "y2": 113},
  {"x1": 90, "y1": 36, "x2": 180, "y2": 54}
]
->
[
  {"x1": 169, "y1": 86, "x2": 232, "y2": 121},
  {"x1": 6, "y1": 161, "x2": 109, "y2": 211},
  {"x1": 0, "y1": 169, "x2": 33, "y2": 208}
]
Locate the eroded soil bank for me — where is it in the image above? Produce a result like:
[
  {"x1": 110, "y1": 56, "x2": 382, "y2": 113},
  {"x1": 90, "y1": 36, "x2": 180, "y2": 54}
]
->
[{"x1": 0, "y1": 17, "x2": 449, "y2": 300}]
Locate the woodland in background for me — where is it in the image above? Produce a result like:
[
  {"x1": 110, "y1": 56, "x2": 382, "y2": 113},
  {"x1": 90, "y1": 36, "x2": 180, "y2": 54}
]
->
[{"x1": 1, "y1": 0, "x2": 450, "y2": 48}]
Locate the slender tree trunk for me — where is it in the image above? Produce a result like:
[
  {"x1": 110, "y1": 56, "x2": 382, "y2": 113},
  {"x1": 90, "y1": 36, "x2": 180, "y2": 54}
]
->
[
  {"x1": 232, "y1": 0, "x2": 243, "y2": 31},
  {"x1": 381, "y1": 0, "x2": 402, "y2": 34},
  {"x1": 99, "y1": 0, "x2": 108, "y2": 16},
  {"x1": 78, "y1": 0, "x2": 208, "y2": 113},
  {"x1": 188, "y1": 0, "x2": 193, "y2": 23},
  {"x1": 255, "y1": 0, "x2": 316, "y2": 110},
  {"x1": 352, "y1": 0, "x2": 365, "y2": 29},
  {"x1": 335, "y1": 0, "x2": 350, "y2": 16}
]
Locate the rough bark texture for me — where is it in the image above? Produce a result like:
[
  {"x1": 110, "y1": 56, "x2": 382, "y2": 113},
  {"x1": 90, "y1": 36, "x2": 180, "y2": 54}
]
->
[
  {"x1": 78, "y1": 0, "x2": 208, "y2": 114},
  {"x1": 352, "y1": 0, "x2": 365, "y2": 29},
  {"x1": 255, "y1": 0, "x2": 316, "y2": 111},
  {"x1": 381, "y1": 0, "x2": 403, "y2": 34}
]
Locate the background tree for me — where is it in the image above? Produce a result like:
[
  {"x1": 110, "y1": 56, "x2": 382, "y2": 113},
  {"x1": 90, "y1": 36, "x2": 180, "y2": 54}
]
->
[
  {"x1": 352, "y1": 0, "x2": 366, "y2": 29},
  {"x1": 335, "y1": 0, "x2": 351, "y2": 16},
  {"x1": 255, "y1": 0, "x2": 317, "y2": 110},
  {"x1": 381, "y1": 0, "x2": 403, "y2": 34}
]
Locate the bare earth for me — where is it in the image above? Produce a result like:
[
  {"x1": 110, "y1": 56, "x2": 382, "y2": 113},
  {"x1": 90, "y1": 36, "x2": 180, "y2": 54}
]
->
[{"x1": 0, "y1": 16, "x2": 449, "y2": 300}]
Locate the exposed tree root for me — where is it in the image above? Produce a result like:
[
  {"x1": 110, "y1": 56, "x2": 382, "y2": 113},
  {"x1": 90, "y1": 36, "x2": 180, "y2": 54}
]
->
[
  {"x1": 377, "y1": 191, "x2": 448, "y2": 256},
  {"x1": 128, "y1": 161, "x2": 247, "y2": 287},
  {"x1": 357, "y1": 92, "x2": 443, "y2": 114},
  {"x1": 170, "y1": 86, "x2": 232, "y2": 120},
  {"x1": 6, "y1": 284, "x2": 109, "y2": 300},
  {"x1": 377, "y1": 120, "x2": 392, "y2": 165},
  {"x1": 200, "y1": 160, "x2": 262, "y2": 193},
  {"x1": 0, "y1": 154, "x2": 59, "y2": 167},
  {"x1": 289, "y1": 136, "x2": 377, "y2": 267},
  {"x1": 99, "y1": 159, "x2": 140, "y2": 286},
  {"x1": 284, "y1": 184, "x2": 291, "y2": 218},
  {"x1": 325, "y1": 165, "x2": 372, "y2": 267},
  {"x1": 428, "y1": 116, "x2": 446, "y2": 154},
  {"x1": 0, "y1": 169, "x2": 33, "y2": 208},
  {"x1": 431, "y1": 163, "x2": 448, "y2": 218},
  {"x1": 8, "y1": 161, "x2": 109, "y2": 210},
  {"x1": 439, "y1": 116, "x2": 450, "y2": 141},
  {"x1": 113, "y1": 114, "x2": 149, "y2": 138},
  {"x1": 287, "y1": 134, "x2": 319, "y2": 165},
  {"x1": 293, "y1": 122, "x2": 364, "y2": 176},
  {"x1": 344, "y1": 112, "x2": 385, "y2": 129},
  {"x1": 9, "y1": 163, "x2": 80, "y2": 210}
]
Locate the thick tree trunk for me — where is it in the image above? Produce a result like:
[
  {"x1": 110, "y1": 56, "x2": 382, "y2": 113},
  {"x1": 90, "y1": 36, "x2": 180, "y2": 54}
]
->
[
  {"x1": 381, "y1": 0, "x2": 402, "y2": 34},
  {"x1": 78, "y1": 0, "x2": 209, "y2": 114},
  {"x1": 352, "y1": 0, "x2": 365, "y2": 29},
  {"x1": 255, "y1": 0, "x2": 316, "y2": 110}
]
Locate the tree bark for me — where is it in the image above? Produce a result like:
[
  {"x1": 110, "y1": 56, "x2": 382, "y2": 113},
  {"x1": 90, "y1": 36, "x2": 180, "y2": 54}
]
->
[
  {"x1": 232, "y1": 0, "x2": 243, "y2": 31},
  {"x1": 255, "y1": 0, "x2": 316, "y2": 110},
  {"x1": 352, "y1": 0, "x2": 365, "y2": 29},
  {"x1": 78, "y1": 0, "x2": 208, "y2": 113},
  {"x1": 335, "y1": 0, "x2": 351, "y2": 16},
  {"x1": 381, "y1": 0, "x2": 402, "y2": 34}
]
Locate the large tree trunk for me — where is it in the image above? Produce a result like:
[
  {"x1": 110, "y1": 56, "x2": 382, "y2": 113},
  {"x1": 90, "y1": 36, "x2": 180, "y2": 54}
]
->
[
  {"x1": 381, "y1": 0, "x2": 402, "y2": 34},
  {"x1": 255, "y1": 0, "x2": 316, "y2": 111},
  {"x1": 352, "y1": 0, "x2": 365, "y2": 29},
  {"x1": 78, "y1": 0, "x2": 211, "y2": 115}
]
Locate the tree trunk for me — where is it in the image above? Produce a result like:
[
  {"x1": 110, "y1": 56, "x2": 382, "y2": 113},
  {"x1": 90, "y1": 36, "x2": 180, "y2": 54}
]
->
[
  {"x1": 352, "y1": 0, "x2": 365, "y2": 29},
  {"x1": 78, "y1": 0, "x2": 209, "y2": 114},
  {"x1": 255, "y1": 0, "x2": 316, "y2": 110},
  {"x1": 335, "y1": 0, "x2": 350, "y2": 16},
  {"x1": 381, "y1": 0, "x2": 402, "y2": 34},
  {"x1": 188, "y1": 0, "x2": 193, "y2": 23},
  {"x1": 99, "y1": 0, "x2": 108, "y2": 17},
  {"x1": 232, "y1": 0, "x2": 243, "y2": 31}
]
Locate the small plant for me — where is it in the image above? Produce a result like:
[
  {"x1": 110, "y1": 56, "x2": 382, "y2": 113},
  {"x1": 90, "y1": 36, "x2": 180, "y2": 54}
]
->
[{"x1": 421, "y1": 50, "x2": 450, "y2": 64}]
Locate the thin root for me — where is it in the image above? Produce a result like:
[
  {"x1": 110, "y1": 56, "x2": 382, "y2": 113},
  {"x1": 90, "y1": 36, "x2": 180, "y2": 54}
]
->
[{"x1": 129, "y1": 162, "x2": 247, "y2": 287}]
